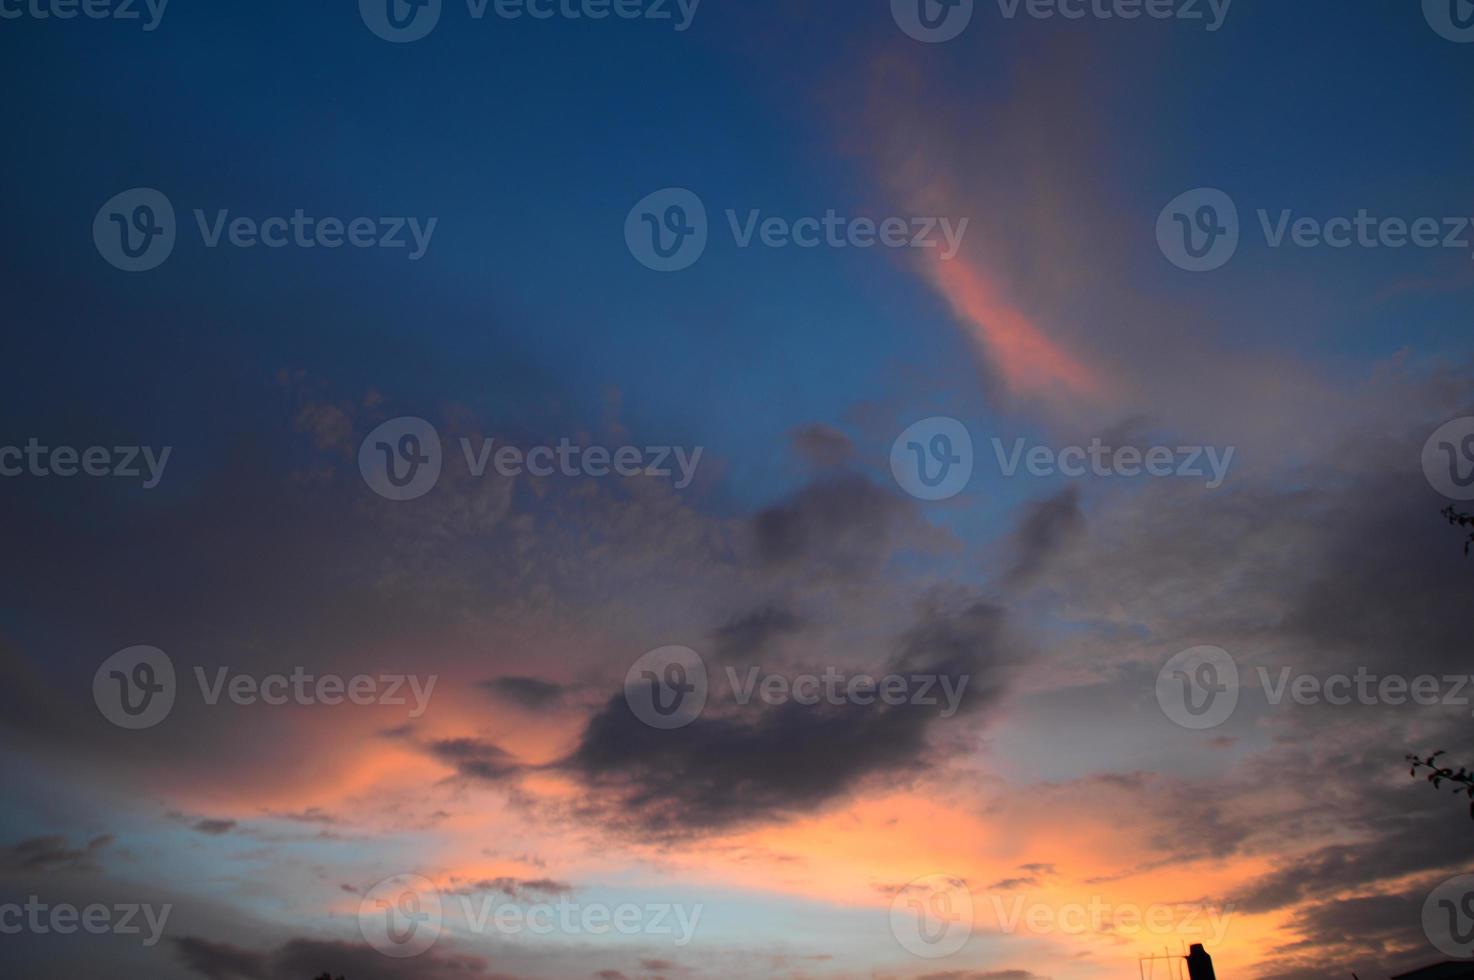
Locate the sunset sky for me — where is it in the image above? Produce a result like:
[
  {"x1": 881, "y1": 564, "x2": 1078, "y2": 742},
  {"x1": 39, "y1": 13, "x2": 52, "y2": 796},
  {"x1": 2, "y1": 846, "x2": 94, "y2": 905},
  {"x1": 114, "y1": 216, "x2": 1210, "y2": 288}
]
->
[{"x1": 2, "y1": 2, "x2": 1474, "y2": 978}]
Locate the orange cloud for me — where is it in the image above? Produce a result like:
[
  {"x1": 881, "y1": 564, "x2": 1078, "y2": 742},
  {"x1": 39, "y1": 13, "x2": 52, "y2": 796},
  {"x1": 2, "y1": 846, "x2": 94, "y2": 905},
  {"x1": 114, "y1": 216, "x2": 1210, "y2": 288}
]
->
[{"x1": 927, "y1": 249, "x2": 1108, "y2": 401}]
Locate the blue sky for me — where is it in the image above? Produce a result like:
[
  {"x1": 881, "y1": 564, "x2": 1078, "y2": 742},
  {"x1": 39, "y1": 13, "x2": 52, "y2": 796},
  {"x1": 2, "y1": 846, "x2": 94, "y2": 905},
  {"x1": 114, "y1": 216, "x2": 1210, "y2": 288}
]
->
[{"x1": 2, "y1": 2, "x2": 1474, "y2": 979}]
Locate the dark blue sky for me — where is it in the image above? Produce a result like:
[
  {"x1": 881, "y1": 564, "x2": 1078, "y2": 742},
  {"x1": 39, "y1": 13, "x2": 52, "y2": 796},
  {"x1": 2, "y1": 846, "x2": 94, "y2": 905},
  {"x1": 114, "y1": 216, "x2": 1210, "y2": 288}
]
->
[{"x1": 3, "y1": 3, "x2": 1474, "y2": 979}]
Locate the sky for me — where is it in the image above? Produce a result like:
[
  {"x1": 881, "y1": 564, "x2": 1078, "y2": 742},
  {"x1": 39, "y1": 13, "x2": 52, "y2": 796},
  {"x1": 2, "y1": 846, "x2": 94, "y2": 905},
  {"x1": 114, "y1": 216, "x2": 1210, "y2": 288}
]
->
[{"x1": 2, "y1": 1, "x2": 1474, "y2": 978}]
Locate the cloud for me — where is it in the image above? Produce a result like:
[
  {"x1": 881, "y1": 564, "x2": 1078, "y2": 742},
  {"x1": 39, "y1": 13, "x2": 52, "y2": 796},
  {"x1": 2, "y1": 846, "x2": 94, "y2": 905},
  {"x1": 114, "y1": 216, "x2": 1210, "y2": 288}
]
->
[
  {"x1": 562, "y1": 600, "x2": 1014, "y2": 836},
  {"x1": 750, "y1": 475, "x2": 928, "y2": 579},
  {"x1": 789, "y1": 423, "x2": 855, "y2": 468},
  {"x1": 479, "y1": 676, "x2": 568, "y2": 709},
  {"x1": 1001, "y1": 487, "x2": 1083, "y2": 588},
  {"x1": 174, "y1": 937, "x2": 500, "y2": 980},
  {"x1": 710, "y1": 606, "x2": 805, "y2": 662},
  {"x1": 426, "y1": 738, "x2": 523, "y2": 783},
  {"x1": 448, "y1": 876, "x2": 574, "y2": 899},
  {"x1": 0, "y1": 834, "x2": 113, "y2": 874},
  {"x1": 192, "y1": 819, "x2": 238, "y2": 836},
  {"x1": 919, "y1": 972, "x2": 1049, "y2": 980}
]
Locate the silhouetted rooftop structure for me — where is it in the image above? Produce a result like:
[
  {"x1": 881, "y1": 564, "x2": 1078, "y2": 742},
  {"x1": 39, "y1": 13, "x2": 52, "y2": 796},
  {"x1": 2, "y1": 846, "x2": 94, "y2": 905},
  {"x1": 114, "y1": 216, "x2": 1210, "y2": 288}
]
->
[{"x1": 1392, "y1": 963, "x2": 1474, "y2": 980}]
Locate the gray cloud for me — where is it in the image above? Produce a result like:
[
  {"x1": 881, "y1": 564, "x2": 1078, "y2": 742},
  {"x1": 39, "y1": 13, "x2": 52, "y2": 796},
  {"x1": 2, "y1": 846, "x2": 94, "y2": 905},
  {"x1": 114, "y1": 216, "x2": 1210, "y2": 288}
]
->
[
  {"x1": 562, "y1": 600, "x2": 1013, "y2": 837},
  {"x1": 0, "y1": 834, "x2": 113, "y2": 874}
]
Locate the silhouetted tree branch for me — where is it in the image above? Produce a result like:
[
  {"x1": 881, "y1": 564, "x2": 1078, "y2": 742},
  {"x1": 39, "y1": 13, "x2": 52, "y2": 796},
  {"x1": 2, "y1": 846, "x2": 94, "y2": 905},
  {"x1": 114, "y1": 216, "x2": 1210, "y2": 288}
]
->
[
  {"x1": 1407, "y1": 751, "x2": 1474, "y2": 819},
  {"x1": 1443, "y1": 506, "x2": 1474, "y2": 556}
]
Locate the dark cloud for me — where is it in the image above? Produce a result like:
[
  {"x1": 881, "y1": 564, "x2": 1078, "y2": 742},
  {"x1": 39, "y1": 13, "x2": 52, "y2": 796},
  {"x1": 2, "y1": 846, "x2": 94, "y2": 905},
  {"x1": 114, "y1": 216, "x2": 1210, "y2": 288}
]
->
[
  {"x1": 710, "y1": 606, "x2": 805, "y2": 662},
  {"x1": 751, "y1": 475, "x2": 922, "y2": 578},
  {"x1": 267, "y1": 807, "x2": 338, "y2": 825},
  {"x1": 1002, "y1": 487, "x2": 1083, "y2": 588},
  {"x1": 919, "y1": 972, "x2": 1049, "y2": 980},
  {"x1": 479, "y1": 676, "x2": 568, "y2": 709},
  {"x1": 1234, "y1": 763, "x2": 1474, "y2": 916},
  {"x1": 174, "y1": 937, "x2": 270, "y2": 980},
  {"x1": 448, "y1": 876, "x2": 574, "y2": 899},
  {"x1": 789, "y1": 423, "x2": 855, "y2": 467},
  {"x1": 1251, "y1": 889, "x2": 1439, "y2": 980},
  {"x1": 0, "y1": 834, "x2": 113, "y2": 874},
  {"x1": 174, "y1": 936, "x2": 502, "y2": 980},
  {"x1": 192, "y1": 819, "x2": 237, "y2": 836},
  {"x1": 989, "y1": 876, "x2": 1041, "y2": 890},
  {"x1": 427, "y1": 737, "x2": 522, "y2": 783},
  {"x1": 562, "y1": 600, "x2": 1012, "y2": 836}
]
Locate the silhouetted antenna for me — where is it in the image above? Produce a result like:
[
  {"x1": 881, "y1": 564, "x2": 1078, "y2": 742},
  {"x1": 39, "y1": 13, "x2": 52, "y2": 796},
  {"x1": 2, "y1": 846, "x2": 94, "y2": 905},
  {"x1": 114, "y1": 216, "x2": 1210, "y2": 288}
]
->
[{"x1": 1140, "y1": 947, "x2": 1187, "y2": 980}]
